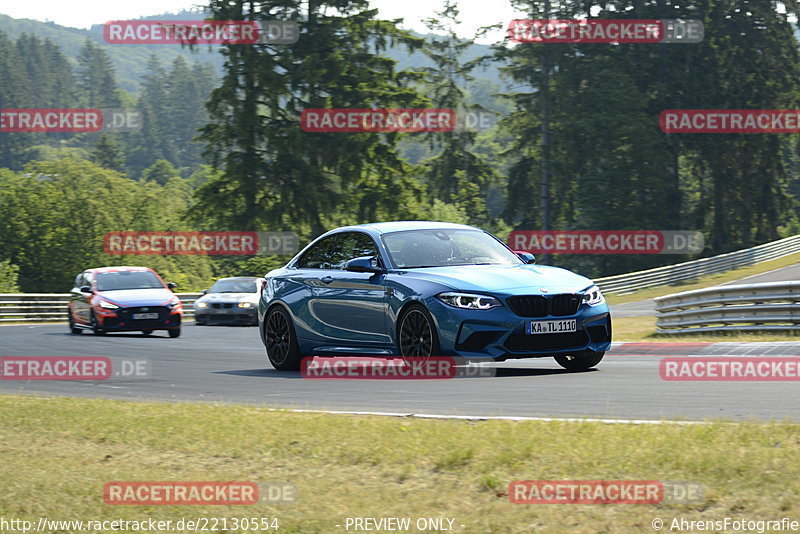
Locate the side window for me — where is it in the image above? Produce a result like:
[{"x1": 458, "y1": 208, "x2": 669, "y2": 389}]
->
[
  {"x1": 296, "y1": 235, "x2": 339, "y2": 269},
  {"x1": 74, "y1": 274, "x2": 83, "y2": 288},
  {"x1": 335, "y1": 232, "x2": 379, "y2": 269}
]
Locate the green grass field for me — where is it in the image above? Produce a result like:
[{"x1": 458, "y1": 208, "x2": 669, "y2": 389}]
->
[{"x1": 1, "y1": 395, "x2": 798, "y2": 533}]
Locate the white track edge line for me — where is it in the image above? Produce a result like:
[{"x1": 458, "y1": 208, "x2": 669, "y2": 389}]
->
[{"x1": 279, "y1": 408, "x2": 706, "y2": 425}]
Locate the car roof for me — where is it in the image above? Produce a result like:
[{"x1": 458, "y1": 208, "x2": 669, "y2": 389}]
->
[
  {"x1": 333, "y1": 221, "x2": 478, "y2": 235},
  {"x1": 215, "y1": 277, "x2": 259, "y2": 282},
  {"x1": 86, "y1": 266, "x2": 155, "y2": 273}
]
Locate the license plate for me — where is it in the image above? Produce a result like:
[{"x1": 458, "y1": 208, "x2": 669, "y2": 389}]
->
[
  {"x1": 525, "y1": 319, "x2": 577, "y2": 335},
  {"x1": 133, "y1": 313, "x2": 159, "y2": 320}
]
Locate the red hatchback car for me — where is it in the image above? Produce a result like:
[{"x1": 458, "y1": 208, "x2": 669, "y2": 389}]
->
[{"x1": 68, "y1": 266, "x2": 183, "y2": 337}]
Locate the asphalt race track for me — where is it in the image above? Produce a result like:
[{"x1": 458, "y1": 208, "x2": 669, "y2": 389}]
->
[{"x1": 2, "y1": 322, "x2": 799, "y2": 421}]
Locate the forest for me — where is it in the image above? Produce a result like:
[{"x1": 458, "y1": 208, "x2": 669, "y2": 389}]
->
[{"x1": 1, "y1": 0, "x2": 799, "y2": 292}]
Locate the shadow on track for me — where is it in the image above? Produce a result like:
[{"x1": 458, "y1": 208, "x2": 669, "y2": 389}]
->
[
  {"x1": 214, "y1": 369, "x2": 304, "y2": 379},
  {"x1": 213, "y1": 366, "x2": 596, "y2": 379}
]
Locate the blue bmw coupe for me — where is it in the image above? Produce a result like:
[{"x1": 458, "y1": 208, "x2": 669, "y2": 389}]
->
[{"x1": 258, "y1": 221, "x2": 611, "y2": 371}]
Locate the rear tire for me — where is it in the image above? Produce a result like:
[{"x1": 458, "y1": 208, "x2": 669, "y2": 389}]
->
[
  {"x1": 68, "y1": 310, "x2": 81, "y2": 335},
  {"x1": 555, "y1": 351, "x2": 604, "y2": 372},
  {"x1": 168, "y1": 328, "x2": 181, "y2": 338},
  {"x1": 264, "y1": 306, "x2": 302, "y2": 371}
]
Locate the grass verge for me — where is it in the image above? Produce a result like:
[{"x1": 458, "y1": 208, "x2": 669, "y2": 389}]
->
[
  {"x1": 605, "y1": 252, "x2": 800, "y2": 305},
  {"x1": 1, "y1": 395, "x2": 798, "y2": 533}
]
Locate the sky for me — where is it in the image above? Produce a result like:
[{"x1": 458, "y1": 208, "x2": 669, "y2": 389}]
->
[{"x1": 0, "y1": 0, "x2": 521, "y2": 43}]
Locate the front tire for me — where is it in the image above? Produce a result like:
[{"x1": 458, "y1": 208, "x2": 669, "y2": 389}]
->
[
  {"x1": 397, "y1": 303, "x2": 440, "y2": 360},
  {"x1": 554, "y1": 351, "x2": 604, "y2": 372},
  {"x1": 90, "y1": 312, "x2": 106, "y2": 336},
  {"x1": 264, "y1": 306, "x2": 301, "y2": 371}
]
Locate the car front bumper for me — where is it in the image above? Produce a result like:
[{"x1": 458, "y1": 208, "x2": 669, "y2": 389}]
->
[
  {"x1": 425, "y1": 297, "x2": 611, "y2": 361},
  {"x1": 195, "y1": 307, "x2": 258, "y2": 325},
  {"x1": 96, "y1": 307, "x2": 182, "y2": 332}
]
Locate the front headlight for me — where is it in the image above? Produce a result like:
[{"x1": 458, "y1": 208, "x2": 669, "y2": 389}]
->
[
  {"x1": 437, "y1": 292, "x2": 502, "y2": 310},
  {"x1": 195, "y1": 302, "x2": 208, "y2": 309},
  {"x1": 582, "y1": 284, "x2": 604, "y2": 306},
  {"x1": 98, "y1": 299, "x2": 119, "y2": 310},
  {"x1": 237, "y1": 302, "x2": 253, "y2": 308}
]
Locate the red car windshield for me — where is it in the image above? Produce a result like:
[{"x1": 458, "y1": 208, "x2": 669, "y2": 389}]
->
[{"x1": 95, "y1": 271, "x2": 164, "y2": 291}]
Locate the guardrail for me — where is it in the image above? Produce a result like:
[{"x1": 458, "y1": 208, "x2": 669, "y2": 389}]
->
[
  {"x1": 595, "y1": 234, "x2": 800, "y2": 295},
  {"x1": 0, "y1": 293, "x2": 203, "y2": 323},
  {"x1": 3, "y1": 233, "x2": 800, "y2": 323},
  {"x1": 655, "y1": 282, "x2": 800, "y2": 334}
]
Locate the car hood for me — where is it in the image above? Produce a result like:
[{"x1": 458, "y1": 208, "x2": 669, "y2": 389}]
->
[
  {"x1": 400, "y1": 264, "x2": 594, "y2": 295},
  {"x1": 96, "y1": 288, "x2": 176, "y2": 307},
  {"x1": 196, "y1": 292, "x2": 259, "y2": 303}
]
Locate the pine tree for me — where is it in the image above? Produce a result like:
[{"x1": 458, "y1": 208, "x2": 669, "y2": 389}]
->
[
  {"x1": 196, "y1": 0, "x2": 428, "y2": 234},
  {"x1": 419, "y1": 0, "x2": 500, "y2": 225},
  {"x1": 90, "y1": 134, "x2": 125, "y2": 171},
  {"x1": 76, "y1": 38, "x2": 121, "y2": 108}
]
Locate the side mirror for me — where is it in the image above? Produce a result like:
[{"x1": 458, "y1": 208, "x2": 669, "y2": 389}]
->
[
  {"x1": 79, "y1": 285, "x2": 92, "y2": 293},
  {"x1": 345, "y1": 256, "x2": 384, "y2": 274},
  {"x1": 167, "y1": 282, "x2": 177, "y2": 290},
  {"x1": 200, "y1": 289, "x2": 207, "y2": 295},
  {"x1": 515, "y1": 251, "x2": 536, "y2": 264}
]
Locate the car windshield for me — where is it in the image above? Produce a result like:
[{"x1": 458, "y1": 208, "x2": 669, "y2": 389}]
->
[
  {"x1": 95, "y1": 271, "x2": 164, "y2": 291},
  {"x1": 382, "y1": 229, "x2": 522, "y2": 269},
  {"x1": 208, "y1": 280, "x2": 257, "y2": 293}
]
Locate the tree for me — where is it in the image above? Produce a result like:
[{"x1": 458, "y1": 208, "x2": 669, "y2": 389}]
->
[
  {"x1": 418, "y1": 0, "x2": 500, "y2": 225},
  {"x1": 76, "y1": 38, "x2": 121, "y2": 108},
  {"x1": 142, "y1": 159, "x2": 179, "y2": 185},
  {"x1": 195, "y1": 0, "x2": 428, "y2": 236},
  {"x1": 0, "y1": 158, "x2": 216, "y2": 292},
  {"x1": 0, "y1": 260, "x2": 20, "y2": 292},
  {"x1": 495, "y1": 0, "x2": 800, "y2": 275},
  {"x1": 90, "y1": 134, "x2": 125, "y2": 171}
]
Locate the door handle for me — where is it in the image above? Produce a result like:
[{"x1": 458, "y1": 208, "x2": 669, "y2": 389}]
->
[{"x1": 320, "y1": 276, "x2": 333, "y2": 284}]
